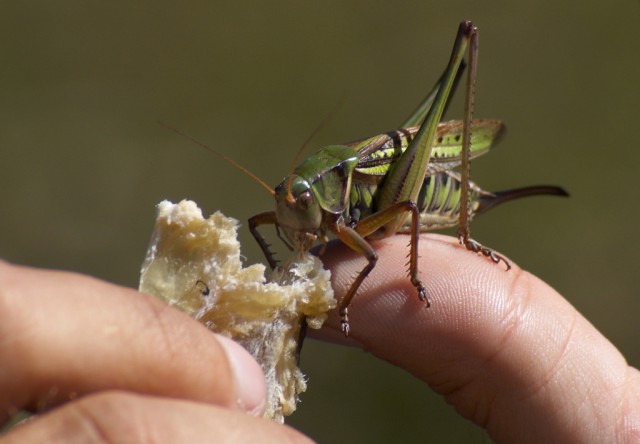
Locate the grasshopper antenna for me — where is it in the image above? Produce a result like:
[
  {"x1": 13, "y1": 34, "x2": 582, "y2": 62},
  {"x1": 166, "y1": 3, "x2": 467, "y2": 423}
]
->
[
  {"x1": 285, "y1": 92, "x2": 348, "y2": 203},
  {"x1": 158, "y1": 121, "x2": 275, "y2": 197}
]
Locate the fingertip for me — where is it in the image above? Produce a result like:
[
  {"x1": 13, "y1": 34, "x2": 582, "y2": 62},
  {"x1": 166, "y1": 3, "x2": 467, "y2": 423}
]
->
[
  {"x1": 314, "y1": 234, "x2": 634, "y2": 442},
  {"x1": 314, "y1": 233, "x2": 530, "y2": 361}
]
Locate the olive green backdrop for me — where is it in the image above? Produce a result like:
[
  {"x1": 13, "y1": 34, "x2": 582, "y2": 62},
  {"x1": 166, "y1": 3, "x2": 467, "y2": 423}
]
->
[{"x1": 1, "y1": 1, "x2": 638, "y2": 442}]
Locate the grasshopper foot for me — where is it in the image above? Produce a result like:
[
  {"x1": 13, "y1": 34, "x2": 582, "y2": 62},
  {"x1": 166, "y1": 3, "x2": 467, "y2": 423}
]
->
[
  {"x1": 340, "y1": 308, "x2": 350, "y2": 337},
  {"x1": 414, "y1": 280, "x2": 431, "y2": 308},
  {"x1": 461, "y1": 238, "x2": 511, "y2": 270}
]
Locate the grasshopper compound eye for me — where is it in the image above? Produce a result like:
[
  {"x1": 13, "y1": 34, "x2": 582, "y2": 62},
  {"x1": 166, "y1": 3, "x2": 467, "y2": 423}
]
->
[{"x1": 297, "y1": 191, "x2": 314, "y2": 210}]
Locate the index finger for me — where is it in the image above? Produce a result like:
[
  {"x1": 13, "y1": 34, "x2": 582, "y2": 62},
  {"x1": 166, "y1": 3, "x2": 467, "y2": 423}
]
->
[{"x1": 312, "y1": 234, "x2": 640, "y2": 442}]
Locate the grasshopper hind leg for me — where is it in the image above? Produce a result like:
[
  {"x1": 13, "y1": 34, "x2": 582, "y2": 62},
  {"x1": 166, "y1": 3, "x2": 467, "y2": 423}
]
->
[{"x1": 455, "y1": 24, "x2": 512, "y2": 270}]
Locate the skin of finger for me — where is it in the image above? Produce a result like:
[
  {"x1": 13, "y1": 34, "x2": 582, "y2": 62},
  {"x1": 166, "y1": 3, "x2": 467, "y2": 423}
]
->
[
  {"x1": 0, "y1": 391, "x2": 312, "y2": 444},
  {"x1": 0, "y1": 261, "x2": 265, "y2": 422},
  {"x1": 311, "y1": 234, "x2": 640, "y2": 443}
]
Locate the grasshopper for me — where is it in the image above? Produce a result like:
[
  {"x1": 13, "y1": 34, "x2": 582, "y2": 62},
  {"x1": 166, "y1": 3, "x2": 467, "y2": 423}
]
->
[{"x1": 165, "y1": 21, "x2": 567, "y2": 336}]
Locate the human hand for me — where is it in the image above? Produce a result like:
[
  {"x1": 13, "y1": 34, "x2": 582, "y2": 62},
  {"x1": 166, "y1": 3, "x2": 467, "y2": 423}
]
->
[
  {"x1": 313, "y1": 234, "x2": 640, "y2": 443},
  {"x1": 3, "y1": 233, "x2": 639, "y2": 444},
  {"x1": 0, "y1": 261, "x2": 312, "y2": 443}
]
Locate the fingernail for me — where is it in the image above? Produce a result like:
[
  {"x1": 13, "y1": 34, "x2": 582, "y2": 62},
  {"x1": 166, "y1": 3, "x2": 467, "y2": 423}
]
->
[{"x1": 215, "y1": 334, "x2": 267, "y2": 416}]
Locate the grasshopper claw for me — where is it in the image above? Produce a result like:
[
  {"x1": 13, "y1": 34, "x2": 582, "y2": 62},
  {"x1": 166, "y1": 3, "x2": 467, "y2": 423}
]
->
[
  {"x1": 415, "y1": 282, "x2": 431, "y2": 307},
  {"x1": 461, "y1": 238, "x2": 511, "y2": 270},
  {"x1": 340, "y1": 308, "x2": 350, "y2": 336}
]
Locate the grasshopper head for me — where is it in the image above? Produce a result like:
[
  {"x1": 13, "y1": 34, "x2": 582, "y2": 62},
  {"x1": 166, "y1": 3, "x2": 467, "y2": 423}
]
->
[{"x1": 274, "y1": 175, "x2": 322, "y2": 253}]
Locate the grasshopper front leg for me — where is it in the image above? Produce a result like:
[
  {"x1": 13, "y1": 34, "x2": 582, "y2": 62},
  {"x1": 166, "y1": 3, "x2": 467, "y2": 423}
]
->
[
  {"x1": 248, "y1": 211, "x2": 279, "y2": 269},
  {"x1": 332, "y1": 200, "x2": 427, "y2": 336}
]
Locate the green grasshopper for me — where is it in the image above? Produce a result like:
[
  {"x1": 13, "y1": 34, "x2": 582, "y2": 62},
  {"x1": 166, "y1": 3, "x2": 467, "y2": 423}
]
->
[{"x1": 165, "y1": 21, "x2": 567, "y2": 336}]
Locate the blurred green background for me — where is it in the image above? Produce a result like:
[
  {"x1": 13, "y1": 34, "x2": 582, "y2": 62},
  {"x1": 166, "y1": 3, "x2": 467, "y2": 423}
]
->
[{"x1": 1, "y1": 1, "x2": 638, "y2": 442}]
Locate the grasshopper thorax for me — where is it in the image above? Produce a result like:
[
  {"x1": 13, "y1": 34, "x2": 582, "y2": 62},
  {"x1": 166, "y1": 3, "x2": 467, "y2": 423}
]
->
[{"x1": 274, "y1": 175, "x2": 323, "y2": 253}]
